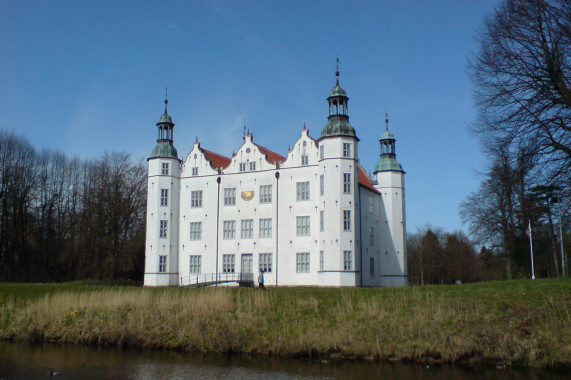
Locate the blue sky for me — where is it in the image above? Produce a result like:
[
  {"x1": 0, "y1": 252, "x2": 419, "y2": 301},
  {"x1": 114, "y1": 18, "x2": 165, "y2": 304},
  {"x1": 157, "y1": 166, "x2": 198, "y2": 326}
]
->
[{"x1": 0, "y1": 0, "x2": 501, "y2": 234}]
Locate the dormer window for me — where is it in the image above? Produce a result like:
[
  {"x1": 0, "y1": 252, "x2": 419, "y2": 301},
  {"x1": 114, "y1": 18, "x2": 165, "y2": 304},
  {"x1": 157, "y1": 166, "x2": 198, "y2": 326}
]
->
[
  {"x1": 301, "y1": 155, "x2": 309, "y2": 166},
  {"x1": 192, "y1": 167, "x2": 198, "y2": 176}
]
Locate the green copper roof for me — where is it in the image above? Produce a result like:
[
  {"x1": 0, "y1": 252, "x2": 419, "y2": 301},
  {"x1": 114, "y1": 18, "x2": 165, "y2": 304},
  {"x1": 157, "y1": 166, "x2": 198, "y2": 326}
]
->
[
  {"x1": 150, "y1": 140, "x2": 179, "y2": 160},
  {"x1": 381, "y1": 129, "x2": 395, "y2": 140},
  {"x1": 158, "y1": 113, "x2": 173, "y2": 124},
  {"x1": 374, "y1": 157, "x2": 404, "y2": 172},
  {"x1": 329, "y1": 83, "x2": 347, "y2": 97},
  {"x1": 321, "y1": 115, "x2": 357, "y2": 138}
]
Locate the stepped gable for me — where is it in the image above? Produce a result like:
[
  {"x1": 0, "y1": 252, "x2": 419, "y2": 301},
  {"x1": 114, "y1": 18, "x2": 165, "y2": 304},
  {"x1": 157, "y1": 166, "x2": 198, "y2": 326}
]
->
[
  {"x1": 358, "y1": 165, "x2": 380, "y2": 194},
  {"x1": 200, "y1": 147, "x2": 231, "y2": 170},
  {"x1": 253, "y1": 143, "x2": 286, "y2": 165}
]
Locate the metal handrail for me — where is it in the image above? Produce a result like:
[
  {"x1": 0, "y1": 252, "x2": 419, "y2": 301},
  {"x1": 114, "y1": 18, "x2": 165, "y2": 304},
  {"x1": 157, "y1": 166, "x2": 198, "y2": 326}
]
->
[{"x1": 180, "y1": 272, "x2": 254, "y2": 287}]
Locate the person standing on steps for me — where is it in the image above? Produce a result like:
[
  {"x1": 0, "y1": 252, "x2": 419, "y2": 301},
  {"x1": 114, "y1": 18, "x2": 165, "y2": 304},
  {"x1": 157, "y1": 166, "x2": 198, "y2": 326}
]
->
[{"x1": 258, "y1": 269, "x2": 266, "y2": 291}]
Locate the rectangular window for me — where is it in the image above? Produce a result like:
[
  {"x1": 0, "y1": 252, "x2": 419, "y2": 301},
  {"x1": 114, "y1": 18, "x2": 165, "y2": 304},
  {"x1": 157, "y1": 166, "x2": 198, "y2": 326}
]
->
[
  {"x1": 320, "y1": 174, "x2": 324, "y2": 196},
  {"x1": 296, "y1": 216, "x2": 310, "y2": 236},
  {"x1": 301, "y1": 155, "x2": 309, "y2": 165},
  {"x1": 223, "y1": 220, "x2": 235, "y2": 240},
  {"x1": 239, "y1": 163, "x2": 247, "y2": 172},
  {"x1": 369, "y1": 227, "x2": 375, "y2": 246},
  {"x1": 343, "y1": 210, "x2": 351, "y2": 231},
  {"x1": 190, "y1": 255, "x2": 201, "y2": 274},
  {"x1": 259, "y1": 184, "x2": 272, "y2": 203},
  {"x1": 368, "y1": 196, "x2": 374, "y2": 214},
  {"x1": 159, "y1": 220, "x2": 167, "y2": 238},
  {"x1": 190, "y1": 222, "x2": 202, "y2": 240},
  {"x1": 296, "y1": 181, "x2": 310, "y2": 201},
  {"x1": 259, "y1": 218, "x2": 272, "y2": 238},
  {"x1": 343, "y1": 173, "x2": 351, "y2": 193},
  {"x1": 319, "y1": 145, "x2": 324, "y2": 160},
  {"x1": 319, "y1": 250, "x2": 324, "y2": 271},
  {"x1": 370, "y1": 257, "x2": 375, "y2": 276},
  {"x1": 191, "y1": 190, "x2": 203, "y2": 208},
  {"x1": 192, "y1": 167, "x2": 198, "y2": 176},
  {"x1": 222, "y1": 254, "x2": 235, "y2": 273},
  {"x1": 241, "y1": 219, "x2": 253, "y2": 239},
  {"x1": 344, "y1": 250, "x2": 352, "y2": 270},
  {"x1": 343, "y1": 143, "x2": 351, "y2": 158},
  {"x1": 249, "y1": 162, "x2": 256, "y2": 171},
  {"x1": 320, "y1": 210, "x2": 324, "y2": 232},
  {"x1": 259, "y1": 253, "x2": 272, "y2": 273},
  {"x1": 160, "y1": 188, "x2": 168, "y2": 206},
  {"x1": 296, "y1": 252, "x2": 310, "y2": 273},
  {"x1": 159, "y1": 255, "x2": 167, "y2": 272},
  {"x1": 161, "y1": 163, "x2": 169, "y2": 175},
  {"x1": 224, "y1": 188, "x2": 236, "y2": 206}
]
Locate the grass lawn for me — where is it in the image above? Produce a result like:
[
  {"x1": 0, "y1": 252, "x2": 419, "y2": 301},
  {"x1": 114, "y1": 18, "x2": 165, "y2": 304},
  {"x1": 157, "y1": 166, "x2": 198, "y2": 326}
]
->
[{"x1": 0, "y1": 277, "x2": 569, "y2": 368}]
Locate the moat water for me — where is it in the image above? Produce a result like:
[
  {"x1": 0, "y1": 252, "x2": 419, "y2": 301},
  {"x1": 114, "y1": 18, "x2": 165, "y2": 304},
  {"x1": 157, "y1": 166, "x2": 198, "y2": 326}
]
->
[{"x1": 0, "y1": 340, "x2": 568, "y2": 379}]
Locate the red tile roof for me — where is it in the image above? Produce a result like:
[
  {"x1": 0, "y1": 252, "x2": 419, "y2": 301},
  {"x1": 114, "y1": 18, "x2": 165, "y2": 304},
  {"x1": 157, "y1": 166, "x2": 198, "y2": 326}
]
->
[
  {"x1": 253, "y1": 143, "x2": 286, "y2": 166},
  {"x1": 201, "y1": 148, "x2": 231, "y2": 170},
  {"x1": 358, "y1": 165, "x2": 380, "y2": 194}
]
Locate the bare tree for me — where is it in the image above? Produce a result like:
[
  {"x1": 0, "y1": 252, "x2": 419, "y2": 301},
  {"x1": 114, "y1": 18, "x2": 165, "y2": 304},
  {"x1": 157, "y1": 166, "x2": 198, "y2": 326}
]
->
[{"x1": 470, "y1": 0, "x2": 571, "y2": 178}]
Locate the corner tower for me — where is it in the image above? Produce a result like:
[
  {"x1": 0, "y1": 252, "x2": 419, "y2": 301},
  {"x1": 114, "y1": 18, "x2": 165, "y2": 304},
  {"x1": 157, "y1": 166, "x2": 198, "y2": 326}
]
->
[
  {"x1": 374, "y1": 115, "x2": 407, "y2": 286},
  {"x1": 318, "y1": 63, "x2": 360, "y2": 286},
  {"x1": 144, "y1": 98, "x2": 182, "y2": 287}
]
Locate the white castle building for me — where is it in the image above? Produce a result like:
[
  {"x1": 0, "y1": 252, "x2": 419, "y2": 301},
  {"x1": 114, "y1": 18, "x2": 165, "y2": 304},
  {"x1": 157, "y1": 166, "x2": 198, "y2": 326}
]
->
[{"x1": 144, "y1": 72, "x2": 407, "y2": 287}]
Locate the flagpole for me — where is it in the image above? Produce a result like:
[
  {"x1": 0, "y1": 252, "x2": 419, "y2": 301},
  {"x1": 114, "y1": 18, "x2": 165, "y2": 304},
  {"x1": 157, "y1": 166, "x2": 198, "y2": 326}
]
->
[{"x1": 528, "y1": 220, "x2": 535, "y2": 280}]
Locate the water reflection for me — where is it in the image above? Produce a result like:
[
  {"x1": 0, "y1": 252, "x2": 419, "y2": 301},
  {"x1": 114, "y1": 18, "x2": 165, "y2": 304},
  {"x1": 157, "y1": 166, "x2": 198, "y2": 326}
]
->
[{"x1": 0, "y1": 341, "x2": 568, "y2": 380}]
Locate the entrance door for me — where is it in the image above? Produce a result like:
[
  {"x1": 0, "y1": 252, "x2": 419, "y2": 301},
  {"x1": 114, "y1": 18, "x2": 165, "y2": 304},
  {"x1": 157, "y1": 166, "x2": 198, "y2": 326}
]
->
[{"x1": 241, "y1": 254, "x2": 253, "y2": 274}]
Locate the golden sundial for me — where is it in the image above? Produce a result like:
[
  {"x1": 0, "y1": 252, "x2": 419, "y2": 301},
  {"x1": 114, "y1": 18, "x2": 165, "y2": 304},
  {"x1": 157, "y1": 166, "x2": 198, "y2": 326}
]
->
[{"x1": 241, "y1": 191, "x2": 254, "y2": 201}]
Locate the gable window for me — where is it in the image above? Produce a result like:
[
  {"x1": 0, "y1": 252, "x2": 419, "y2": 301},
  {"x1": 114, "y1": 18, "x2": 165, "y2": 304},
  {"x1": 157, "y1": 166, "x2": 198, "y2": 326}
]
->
[
  {"x1": 191, "y1": 190, "x2": 203, "y2": 208},
  {"x1": 259, "y1": 185, "x2": 272, "y2": 203},
  {"x1": 190, "y1": 255, "x2": 201, "y2": 274},
  {"x1": 259, "y1": 218, "x2": 272, "y2": 238},
  {"x1": 239, "y1": 163, "x2": 247, "y2": 172},
  {"x1": 301, "y1": 155, "x2": 309, "y2": 166},
  {"x1": 223, "y1": 220, "x2": 235, "y2": 240},
  {"x1": 192, "y1": 167, "x2": 198, "y2": 176},
  {"x1": 190, "y1": 222, "x2": 202, "y2": 240},
  {"x1": 249, "y1": 162, "x2": 256, "y2": 171},
  {"x1": 162, "y1": 163, "x2": 169, "y2": 175},
  {"x1": 296, "y1": 181, "x2": 310, "y2": 201},
  {"x1": 319, "y1": 145, "x2": 324, "y2": 160},
  {"x1": 222, "y1": 254, "x2": 235, "y2": 273},
  {"x1": 343, "y1": 250, "x2": 352, "y2": 270},
  {"x1": 160, "y1": 189, "x2": 168, "y2": 206},
  {"x1": 296, "y1": 252, "x2": 310, "y2": 273},
  {"x1": 259, "y1": 253, "x2": 272, "y2": 273},
  {"x1": 159, "y1": 255, "x2": 167, "y2": 272},
  {"x1": 296, "y1": 216, "x2": 310, "y2": 236},
  {"x1": 159, "y1": 220, "x2": 168, "y2": 238},
  {"x1": 241, "y1": 219, "x2": 253, "y2": 239},
  {"x1": 343, "y1": 173, "x2": 351, "y2": 193},
  {"x1": 320, "y1": 175, "x2": 324, "y2": 196},
  {"x1": 343, "y1": 210, "x2": 351, "y2": 231},
  {"x1": 343, "y1": 143, "x2": 351, "y2": 158},
  {"x1": 224, "y1": 188, "x2": 236, "y2": 206}
]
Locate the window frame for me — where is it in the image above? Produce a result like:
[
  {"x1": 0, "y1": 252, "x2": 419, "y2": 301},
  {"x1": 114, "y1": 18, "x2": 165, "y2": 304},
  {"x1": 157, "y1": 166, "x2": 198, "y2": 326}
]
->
[
  {"x1": 224, "y1": 187, "x2": 236, "y2": 206},
  {"x1": 344, "y1": 250, "x2": 352, "y2": 271},
  {"x1": 296, "y1": 252, "x2": 310, "y2": 273},
  {"x1": 223, "y1": 220, "x2": 236, "y2": 240},
  {"x1": 190, "y1": 255, "x2": 201, "y2": 274},
  {"x1": 160, "y1": 188, "x2": 168, "y2": 207},
  {"x1": 296, "y1": 181, "x2": 310, "y2": 201},
  {"x1": 296, "y1": 216, "x2": 310, "y2": 236},
  {"x1": 190, "y1": 190, "x2": 203, "y2": 208},
  {"x1": 259, "y1": 253, "x2": 272, "y2": 273},
  {"x1": 159, "y1": 220, "x2": 168, "y2": 238},
  {"x1": 190, "y1": 222, "x2": 202, "y2": 241}
]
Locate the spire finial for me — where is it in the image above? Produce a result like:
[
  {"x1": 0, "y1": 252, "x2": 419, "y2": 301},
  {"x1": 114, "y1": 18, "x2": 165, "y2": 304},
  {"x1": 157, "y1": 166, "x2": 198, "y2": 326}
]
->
[
  {"x1": 335, "y1": 56, "x2": 340, "y2": 85},
  {"x1": 164, "y1": 86, "x2": 169, "y2": 114},
  {"x1": 385, "y1": 112, "x2": 389, "y2": 131},
  {"x1": 243, "y1": 125, "x2": 246, "y2": 138}
]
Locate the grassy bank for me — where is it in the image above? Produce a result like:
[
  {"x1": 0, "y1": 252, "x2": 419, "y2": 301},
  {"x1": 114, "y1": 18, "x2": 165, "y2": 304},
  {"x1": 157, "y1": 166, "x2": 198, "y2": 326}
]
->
[{"x1": 0, "y1": 278, "x2": 569, "y2": 368}]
